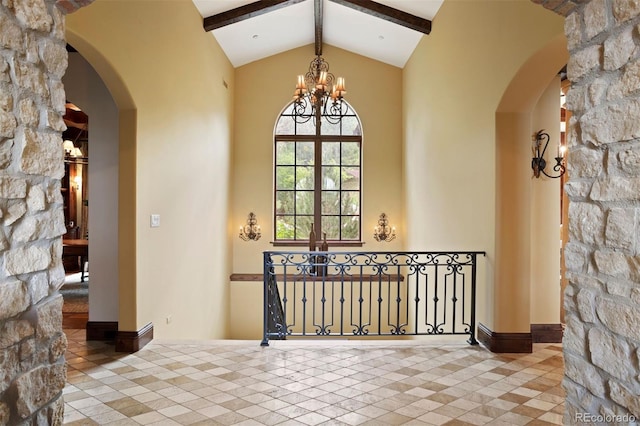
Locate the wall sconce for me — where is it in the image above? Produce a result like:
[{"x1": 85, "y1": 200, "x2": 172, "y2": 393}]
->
[
  {"x1": 373, "y1": 213, "x2": 396, "y2": 242},
  {"x1": 73, "y1": 175, "x2": 82, "y2": 190},
  {"x1": 532, "y1": 130, "x2": 566, "y2": 179},
  {"x1": 239, "y1": 212, "x2": 261, "y2": 241}
]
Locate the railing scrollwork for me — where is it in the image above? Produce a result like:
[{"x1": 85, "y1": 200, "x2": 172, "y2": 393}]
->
[{"x1": 261, "y1": 250, "x2": 485, "y2": 346}]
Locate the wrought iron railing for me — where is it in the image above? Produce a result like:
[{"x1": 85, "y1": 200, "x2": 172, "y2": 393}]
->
[{"x1": 261, "y1": 251, "x2": 485, "y2": 346}]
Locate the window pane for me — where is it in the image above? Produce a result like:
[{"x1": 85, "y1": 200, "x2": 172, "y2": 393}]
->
[
  {"x1": 276, "y1": 142, "x2": 294, "y2": 165},
  {"x1": 295, "y1": 166, "x2": 314, "y2": 190},
  {"x1": 321, "y1": 191, "x2": 340, "y2": 214},
  {"x1": 341, "y1": 191, "x2": 360, "y2": 215},
  {"x1": 275, "y1": 215, "x2": 295, "y2": 240},
  {"x1": 275, "y1": 191, "x2": 294, "y2": 214},
  {"x1": 342, "y1": 167, "x2": 360, "y2": 190},
  {"x1": 321, "y1": 119, "x2": 340, "y2": 135},
  {"x1": 321, "y1": 215, "x2": 340, "y2": 240},
  {"x1": 341, "y1": 116, "x2": 361, "y2": 136},
  {"x1": 296, "y1": 118, "x2": 315, "y2": 135},
  {"x1": 296, "y1": 215, "x2": 314, "y2": 240},
  {"x1": 275, "y1": 116, "x2": 295, "y2": 135},
  {"x1": 341, "y1": 216, "x2": 360, "y2": 240},
  {"x1": 321, "y1": 142, "x2": 340, "y2": 165},
  {"x1": 296, "y1": 142, "x2": 314, "y2": 165},
  {"x1": 296, "y1": 191, "x2": 314, "y2": 215},
  {"x1": 276, "y1": 166, "x2": 294, "y2": 190},
  {"x1": 322, "y1": 166, "x2": 340, "y2": 190},
  {"x1": 281, "y1": 103, "x2": 294, "y2": 115},
  {"x1": 341, "y1": 142, "x2": 360, "y2": 165}
]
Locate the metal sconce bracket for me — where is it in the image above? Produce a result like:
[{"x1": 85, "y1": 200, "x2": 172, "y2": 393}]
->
[{"x1": 532, "y1": 130, "x2": 566, "y2": 179}]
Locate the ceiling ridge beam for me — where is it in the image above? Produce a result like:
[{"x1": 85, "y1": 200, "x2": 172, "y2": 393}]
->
[
  {"x1": 315, "y1": 0, "x2": 323, "y2": 56},
  {"x1": 328, "y1": 0, "x2": 432, "y2": 35},
  {"x1": 203, "y1": 0, "x2": 306, "y2": 32}
]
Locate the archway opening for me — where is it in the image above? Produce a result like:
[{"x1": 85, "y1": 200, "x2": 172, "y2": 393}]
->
[
  {"x1": 493, "y1": 33, "x2": 569, "y2": 341},
  {"x1": 63, "y1": 31, "x2": 138, "y2": 333}
]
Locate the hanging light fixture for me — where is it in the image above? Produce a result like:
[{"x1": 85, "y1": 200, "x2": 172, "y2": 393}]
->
[
  {"x1": 531, "y1": 130, "x2": 566, "y2": 179},
  {"x1": 63, "y1": 140, "x2": 75, "y2": 155},
  {"x1": 72, "y1": 147, "x2": 83, "y2": 158},
  {"x1": 291, "y1": 55, "x2": 350, "y2": 125},
  {"x1": 62, "y1": 127, "x2": 87, "y2": 162}
]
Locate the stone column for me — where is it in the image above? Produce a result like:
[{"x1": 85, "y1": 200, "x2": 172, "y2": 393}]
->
[
  {"x1": 0, "y1": 0, "x2": 87, "y2": 424},
  {"x1": 536, "y1": 0, "x2": 640, "y2": 423}
]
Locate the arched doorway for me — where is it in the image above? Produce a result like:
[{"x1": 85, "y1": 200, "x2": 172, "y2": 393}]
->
[
  {"x1": 61, "y1": 100, "x2": 90, "y2": 328},
  {"x1": 492, "y1": 33, "x2": 569, "y2": 349},
  {"x1": 64, "y1": 29, "x2": 139, "y2": 338}
]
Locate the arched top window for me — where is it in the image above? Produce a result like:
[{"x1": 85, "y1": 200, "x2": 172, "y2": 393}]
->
[{"x1": 273, "y1": 98, "x2": 362, "y2": 244}]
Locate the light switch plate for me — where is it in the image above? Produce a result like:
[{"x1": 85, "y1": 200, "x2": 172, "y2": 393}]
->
[{"x1": 150, "y1": 214, "x2": 160, "y2": 228}]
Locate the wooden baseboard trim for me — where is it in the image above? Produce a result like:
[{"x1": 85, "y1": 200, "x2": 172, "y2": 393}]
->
[
  {"x1": 531, "y1": 323, "x2": 564, "y2": 343},
  {"x1": 86, "y1": 321, "x2": 118, "y2": 341},
  {"x1": 477, "y1": 323, "x2": 532, "y2": 353},
  {"x1": 115, "y1": 322, "x2": 153, "y2": 353}
]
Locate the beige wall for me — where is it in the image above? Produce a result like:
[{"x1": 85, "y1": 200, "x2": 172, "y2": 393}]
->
[
  {"x1": 64, "y1": 0, "x2": 566, "y2": 340},
  {"x1": 403, "y1": 0, "x2": 565, "y2": 332},
  {"x1": 495, "y1": 111, "x2": 534, "y2": 330},
  {"x1": 531, "y1": 76, "x2": 562, "y2": 325},
  {"x1": 66, "y1": 0, "x2": 235, "y2": 338},
  {"x1": 230, "y1": 45, "x2": 404, "y2": 339}
]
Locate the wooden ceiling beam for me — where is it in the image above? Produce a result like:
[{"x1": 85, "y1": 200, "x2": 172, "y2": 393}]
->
[
  {"x1": 203, "y1": 0, "x2": 306, "y2": 32},
  {"x1": 328, "y1": 0, "x2": 432, "y2": 35},
  {"x1": 314, "y1": 0, "x2": 323, "y2": 56}
]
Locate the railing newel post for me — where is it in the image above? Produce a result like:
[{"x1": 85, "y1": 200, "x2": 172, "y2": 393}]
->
[
  {"x1": 261, "y1": 251, "x2": 270, "y2": 346},
  {"x1": 467, "y1": 252, "x2": 479, "y2": 346}
]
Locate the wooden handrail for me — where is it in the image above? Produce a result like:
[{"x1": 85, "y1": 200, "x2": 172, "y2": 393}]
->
[{"x1": 230, "y1": 273, "x2": 404, "y2": 282}]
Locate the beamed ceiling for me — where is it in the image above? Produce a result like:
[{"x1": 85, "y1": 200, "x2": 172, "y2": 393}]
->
[{"x1": 192, "y1": 0, "x2": 443, "y2": 68}]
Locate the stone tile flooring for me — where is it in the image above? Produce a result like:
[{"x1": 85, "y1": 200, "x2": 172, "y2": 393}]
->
[{"x1": 63, "y1": 330, "x2": 565, "y2": 425}]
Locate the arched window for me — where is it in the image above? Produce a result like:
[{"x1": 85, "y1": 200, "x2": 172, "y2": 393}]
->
[{"x1": 274, "y1": 98, "x2": 362, "y2": 243}]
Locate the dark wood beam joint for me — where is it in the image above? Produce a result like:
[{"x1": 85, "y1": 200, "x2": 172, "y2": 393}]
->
[
  {"x1": 314, "y1": 0, "x2": 323, "y2": 56},
  {"x1": 328, "y1": 0, "x2": 432, "y2": 35},
  {"x1": 204, "y1": 0, "x2": 306, "y2": 32}
]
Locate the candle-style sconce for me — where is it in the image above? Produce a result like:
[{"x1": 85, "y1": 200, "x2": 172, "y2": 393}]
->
[
  {"x1": 373, "y1": 213, "x2": 396, "y2": 242},
  {"x1": 239, "y1": 212, "x2": 261, "y2": 241},
  {"x1": 531, "y1": 129, "x2": 566, "y2": 179}
]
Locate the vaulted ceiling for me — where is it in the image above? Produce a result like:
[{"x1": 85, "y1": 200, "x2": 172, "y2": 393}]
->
[{"x1": 191, "y1": 0, "x2": 444, "y2": 68}]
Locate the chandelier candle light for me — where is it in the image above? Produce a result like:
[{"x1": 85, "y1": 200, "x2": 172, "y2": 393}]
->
[
  {"x1": 239, "y1": 212, "x2": 261, "y2": 241},
  {"x1": 531, "y1": 129, "x2": 566, "y2": 179},
  {"x1": 292, "y1": 55, "x2": 349, "y2": 125}
]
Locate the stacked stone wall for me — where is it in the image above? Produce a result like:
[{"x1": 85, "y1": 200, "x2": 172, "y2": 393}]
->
[
  {"x1": 0, "y1": 0, "x2": 70, "y2": 424},
  {"x1": 560, "y1": 0, "x2": 640, "y2": 423}
]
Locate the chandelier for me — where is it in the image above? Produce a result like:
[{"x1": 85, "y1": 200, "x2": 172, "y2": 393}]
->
[{"x1": 291, "y1": 55, "x2": 351, "y2": 125}]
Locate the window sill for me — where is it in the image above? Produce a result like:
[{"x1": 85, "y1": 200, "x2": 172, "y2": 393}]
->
[{"x1": 271, "y1": 241, "x2": 365, "y2": 248}]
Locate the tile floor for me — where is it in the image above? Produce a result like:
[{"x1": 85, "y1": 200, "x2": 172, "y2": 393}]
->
[{"x1": 63, "y1": 330, "x2": 565, "y2": 425}]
